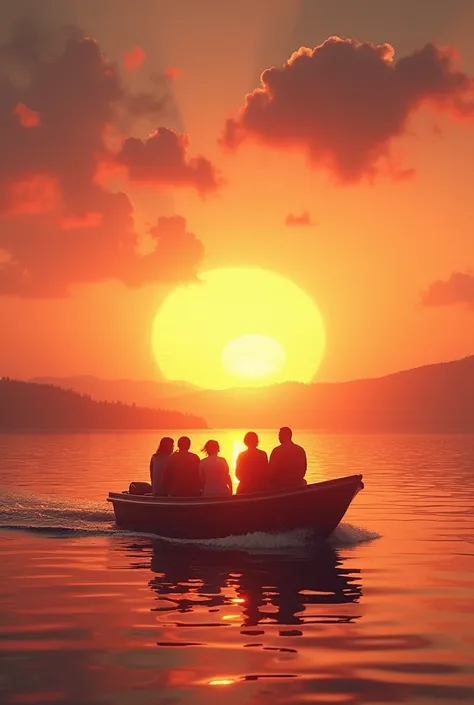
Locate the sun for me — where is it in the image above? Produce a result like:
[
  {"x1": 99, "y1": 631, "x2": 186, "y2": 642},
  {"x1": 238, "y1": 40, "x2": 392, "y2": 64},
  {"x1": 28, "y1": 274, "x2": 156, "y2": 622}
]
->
[
  {"x1": 152, "y1": 267, "x2": 326, "y2": 390},
  {"x1": 222, "y1": 334, "x2": 286, "y2": 380}
]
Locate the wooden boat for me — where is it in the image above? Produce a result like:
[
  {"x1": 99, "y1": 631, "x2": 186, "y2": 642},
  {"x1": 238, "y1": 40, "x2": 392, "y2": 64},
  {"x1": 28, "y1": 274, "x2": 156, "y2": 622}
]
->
[{"x1": 107, "y1": 474, "x2": 364, "y2": 539}]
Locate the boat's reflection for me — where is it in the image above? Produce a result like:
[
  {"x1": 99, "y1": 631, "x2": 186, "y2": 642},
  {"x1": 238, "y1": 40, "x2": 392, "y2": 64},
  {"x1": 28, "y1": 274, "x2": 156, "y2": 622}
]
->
[{"x1": 142, "y1": 539, "x2": 363, "y2": 627}]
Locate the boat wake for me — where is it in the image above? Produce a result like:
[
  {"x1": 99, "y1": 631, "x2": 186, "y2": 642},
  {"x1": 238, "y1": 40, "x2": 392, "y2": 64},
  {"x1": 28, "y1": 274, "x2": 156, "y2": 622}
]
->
[
  {"x1": 160, "y1": 523, "x2": 380, "y2": 552},
  {"x1": 0, "y1": 490, "x2": 380, "y2": 547},
  {"x1": 0, "y1": 490, "x2": 116, "y2": 535}
]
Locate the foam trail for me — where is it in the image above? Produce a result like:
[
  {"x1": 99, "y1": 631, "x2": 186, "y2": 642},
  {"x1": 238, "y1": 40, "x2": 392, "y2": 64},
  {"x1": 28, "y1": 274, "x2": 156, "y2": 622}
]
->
[
  {"x1": 0, "y1": 490, "x2": 114, "y2": 534},
  {"x1": 330, "y1": 522, "x2": 381, "y2": 546},
  {"x1": 156, "y1": 523, "x2": 380, "y2": 552},
  {"x1": 159, "y1": 528, "x2": 314, "y2": 552}
]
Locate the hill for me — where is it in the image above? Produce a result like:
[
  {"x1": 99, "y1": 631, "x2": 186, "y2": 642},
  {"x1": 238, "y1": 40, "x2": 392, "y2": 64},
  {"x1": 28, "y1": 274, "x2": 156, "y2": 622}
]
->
[
  {"x1": 27, "y1": 355, "x2": 474, "y2": 432},
  {"x1": 167, "y1": 355, "x2": 474, "y2": 431},
  {"x1": 29, "y1": 375, "x2": 194, "y2": 407},
  {"x1": 0, "y1": 378, "x2": 206, "y2": 430}
]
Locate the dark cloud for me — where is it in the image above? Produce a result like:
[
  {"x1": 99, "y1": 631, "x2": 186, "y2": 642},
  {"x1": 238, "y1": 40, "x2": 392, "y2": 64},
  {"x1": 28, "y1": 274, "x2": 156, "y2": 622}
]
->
[
  {"x1": 222, "y1": 36, "x2": 474, "y2": 183},
  {"x1": 285, "y1": 211, "x2": 313, "y2": 226},
  {"x1": 0, "y1": 22, "x2": 217, "y2": 297},
  {"x1": 118, "y1": 127, "x2": 222, "y2": 196},
  {"x1": 123, "y1": 216, "x2": 204, "y2": 287},
  {"x1": 125, "y1": 91, "x2": 169, "y2": 118},
  {"x1": 421, "y1": 271, "x2": 474, "y2": 309}
]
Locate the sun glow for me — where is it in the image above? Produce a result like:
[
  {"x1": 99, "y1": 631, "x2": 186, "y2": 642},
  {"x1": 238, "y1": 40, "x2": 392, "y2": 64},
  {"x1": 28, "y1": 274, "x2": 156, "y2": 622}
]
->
[
  {"x1": 152, "y1": 267, "x2": 326, "y2": 389},
  {"x1": 222, "y1": 334, "x2": 286, "y2": 380}
]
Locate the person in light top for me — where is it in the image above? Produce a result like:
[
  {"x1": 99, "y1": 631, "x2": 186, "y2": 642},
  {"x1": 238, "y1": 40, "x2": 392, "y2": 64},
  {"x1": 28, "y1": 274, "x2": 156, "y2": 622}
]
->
[{"x1": 199, "y1": 439, "x2": 233, "y2": 496}]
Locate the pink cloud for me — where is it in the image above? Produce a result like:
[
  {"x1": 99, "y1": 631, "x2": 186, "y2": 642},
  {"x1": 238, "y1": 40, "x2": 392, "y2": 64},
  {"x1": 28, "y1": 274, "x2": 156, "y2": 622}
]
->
[
  {"x1": 13, "y1": 102, "x2": 40, "y2": 128},
  {"x1": 123, "y1": 45, "x2": 145, "y2": 72},
  {"x1": 164, "y1": 67, "x2": 181, "y2": 80},
  {"x1": 7, "y1": 175, "x2": 60, "y2": 215},
  {"x1": 222, "y1": 37, "x2": 474, "y2": 183},
  {"x1": 60, "y1": 212, "x2": 103, "y2": 230},
  {"x1": 285, "y1": 211, "x2": 313, "y2": 226},
  {"x1": 422, "y1": 271, "x2": 474, "y2": 309}
]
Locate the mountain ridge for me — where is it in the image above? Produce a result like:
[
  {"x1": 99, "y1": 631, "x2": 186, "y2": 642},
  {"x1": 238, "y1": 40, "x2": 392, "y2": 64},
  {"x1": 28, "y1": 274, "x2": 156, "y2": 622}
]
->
[{"x1": 27, "y1": 354, "x2": 474, "y2": 431}]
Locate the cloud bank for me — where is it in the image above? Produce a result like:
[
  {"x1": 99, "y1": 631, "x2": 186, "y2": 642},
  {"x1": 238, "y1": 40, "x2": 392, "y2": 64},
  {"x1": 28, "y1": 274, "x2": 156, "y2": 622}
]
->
[
  {"x1": 0, "y1": 22, "x2": 219, "y2": 297},
  {"x1": 222, "y1": 37, "x2": 474, "y2": 183}
]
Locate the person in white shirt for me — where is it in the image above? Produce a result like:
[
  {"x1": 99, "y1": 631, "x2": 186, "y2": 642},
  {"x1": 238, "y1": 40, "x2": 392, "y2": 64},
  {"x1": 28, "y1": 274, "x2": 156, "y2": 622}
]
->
[{"x1": 199, "y1": 439, "x2": 233, "y2": 496}]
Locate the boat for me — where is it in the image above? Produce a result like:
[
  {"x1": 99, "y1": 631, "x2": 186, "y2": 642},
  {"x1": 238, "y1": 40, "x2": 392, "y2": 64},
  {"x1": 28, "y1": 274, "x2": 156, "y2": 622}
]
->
[{"x1": 107, "y1": 474, "x2": 364, "y2": 539}]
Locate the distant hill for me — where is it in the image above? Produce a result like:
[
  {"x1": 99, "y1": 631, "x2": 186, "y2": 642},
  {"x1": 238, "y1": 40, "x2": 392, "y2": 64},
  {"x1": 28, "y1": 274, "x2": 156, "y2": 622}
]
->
[
  {"x1": 27, "y1": 355, "x2": 474, "y2": 432},
  {"x1": 0, "y1": 379, "x2": 206, "y2": 430},
  {"x1": 29, "y1": 375, "x2": 195, "y2": 407},
  {"x1": 168, "y1": 355, "x2": 474, "y2": 432}
]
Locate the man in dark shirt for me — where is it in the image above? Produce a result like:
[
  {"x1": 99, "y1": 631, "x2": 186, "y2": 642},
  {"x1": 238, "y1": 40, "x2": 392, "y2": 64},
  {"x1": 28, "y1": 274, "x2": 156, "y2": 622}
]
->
[
  {"x1": 162, "y1": 436, "x2": 202, "y2": 497},
  {"x1": 268, "y1": 427, "x2": 307, "y2": 490},
  {"x1": 235, "y1": 431, "x2": 268, "y2": 493}
]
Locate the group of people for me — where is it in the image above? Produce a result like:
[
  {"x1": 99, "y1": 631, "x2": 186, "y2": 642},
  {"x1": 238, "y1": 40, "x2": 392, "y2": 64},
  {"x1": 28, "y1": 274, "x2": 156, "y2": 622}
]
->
[{"x1": 149, "y1": 427, "x2": 307, "y2": 498}]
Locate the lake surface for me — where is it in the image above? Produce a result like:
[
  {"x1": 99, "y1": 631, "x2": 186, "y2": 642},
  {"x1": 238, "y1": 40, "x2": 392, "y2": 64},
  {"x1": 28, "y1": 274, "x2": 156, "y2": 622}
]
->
[{"x1": 1, "y1": 430, "x2": 474, "y2": 705}]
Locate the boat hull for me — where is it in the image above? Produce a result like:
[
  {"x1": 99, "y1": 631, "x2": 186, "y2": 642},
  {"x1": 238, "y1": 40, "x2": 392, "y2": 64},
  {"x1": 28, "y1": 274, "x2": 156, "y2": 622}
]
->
[{"x1": 107, "y1": 474, "x2": 363, "y2": 539}]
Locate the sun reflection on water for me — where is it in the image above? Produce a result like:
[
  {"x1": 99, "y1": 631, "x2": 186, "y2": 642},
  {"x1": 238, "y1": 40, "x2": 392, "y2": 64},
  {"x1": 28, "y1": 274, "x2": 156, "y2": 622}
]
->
[{"x1": 230, "y1": 439, "x2": 246, "y2": 488}]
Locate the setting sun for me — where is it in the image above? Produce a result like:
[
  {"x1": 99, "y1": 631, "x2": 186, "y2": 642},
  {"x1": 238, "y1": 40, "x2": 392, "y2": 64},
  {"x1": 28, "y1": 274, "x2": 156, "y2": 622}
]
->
[
  {"x1": 221, "y1": 333, "x2": 286, "y2": 381},
  {"x1": 152, "y1": 267, "x2": 326, "y2": 389}
]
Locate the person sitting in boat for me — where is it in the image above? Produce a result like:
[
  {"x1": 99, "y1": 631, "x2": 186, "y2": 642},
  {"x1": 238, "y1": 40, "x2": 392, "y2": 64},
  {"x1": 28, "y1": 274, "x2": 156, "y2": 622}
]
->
[
  {"x1": 162, "y1": 436, "x2": 202, "y2": 497},
  {"x1": 199, "y1": 440, "x2": 233, "y2": 496},
  {"x1": 268, "y1": 427, "x2": 307, "y2": 490},
  {"x1": 235, "y1": 431, "x2": 268, "y2": 494},
  {"x1": 150, "y1": 437, "x2": 174, "y2": 495}
]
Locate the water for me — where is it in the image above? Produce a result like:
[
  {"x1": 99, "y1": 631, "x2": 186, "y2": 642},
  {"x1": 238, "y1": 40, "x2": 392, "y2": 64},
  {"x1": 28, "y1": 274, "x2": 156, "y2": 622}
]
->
[{"x1": 1, "y1": 431, "x2": 473, "y2": 704}]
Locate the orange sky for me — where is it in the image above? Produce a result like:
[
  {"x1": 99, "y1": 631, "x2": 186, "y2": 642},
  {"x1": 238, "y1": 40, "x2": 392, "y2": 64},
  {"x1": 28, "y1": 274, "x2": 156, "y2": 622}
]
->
[{"x1": 0, "y1": 0, "x2": 474, "y2": 385}]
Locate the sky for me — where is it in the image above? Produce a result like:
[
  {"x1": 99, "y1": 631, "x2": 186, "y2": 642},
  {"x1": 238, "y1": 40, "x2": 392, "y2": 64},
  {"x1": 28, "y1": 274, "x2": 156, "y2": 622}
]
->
[{"x1": 1, "y1": 0, "x2": 474, "y2": 385}]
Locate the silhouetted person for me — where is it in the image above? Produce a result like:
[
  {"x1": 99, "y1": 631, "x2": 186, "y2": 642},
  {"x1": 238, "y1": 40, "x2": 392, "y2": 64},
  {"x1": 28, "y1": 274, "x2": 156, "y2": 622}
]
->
[
  {"x1": 268, "y1": 427, "x2": 307, "y2": 490},
  {"x1": 200, "y1": 440, "x2": 233, "y2": 496},
  {"x1": 163, "y1": 436, "x2": 201, "y2": 497},
  {"x1": 235, "y1": 431, "x2": 268, "y2": 494},
  {"x1": 150, "y1": 437, "x2": 174, "y2": 495}
]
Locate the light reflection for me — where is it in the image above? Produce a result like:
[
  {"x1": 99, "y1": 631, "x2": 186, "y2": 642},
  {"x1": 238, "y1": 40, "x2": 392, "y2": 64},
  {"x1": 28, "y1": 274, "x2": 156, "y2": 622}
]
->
[
  {"x1": 232, "y1": 439, "x2": 246, "y2": 467},
  {"x1": 231, "y1": 439, "x2": 246, "y2": 487},
  {"x1": 209, "y1": 679, "x2": 235, "y2": 686}
]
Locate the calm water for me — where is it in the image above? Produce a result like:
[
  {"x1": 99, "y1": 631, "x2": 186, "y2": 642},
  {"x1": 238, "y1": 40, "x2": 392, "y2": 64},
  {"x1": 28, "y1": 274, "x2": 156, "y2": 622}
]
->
[{"x1": 1, "y1": 431, "x2": 474, "y2": 705}]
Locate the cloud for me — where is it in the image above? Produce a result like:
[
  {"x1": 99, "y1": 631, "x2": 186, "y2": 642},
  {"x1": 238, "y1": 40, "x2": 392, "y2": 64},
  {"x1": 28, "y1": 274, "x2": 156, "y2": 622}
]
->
[
  {"x1": 124, "y1": 215, "x2": 205, "y2": 287},
  {"x1": 421, "y1": 271, "x2": 474, "y2": 309},
  {"x1": 118, "y1": 127, "x2": 222, "y2": 196},
  {"x1": 285, "y1": 211, "x2": 313, "y2": 226},
  {"x1": 0, "y1": 192, "x2": 203, "y2": 297},
  {"x1": 13, "y1": 102, "x2": 40, "y2": 127},
  {"x1": 221, "y1": 37, "x2": 474, "y2": 183},
  {"x1": 0, "y1": 22, "x2": 216, "y2": 297},
  {"x1": 6, "y1": 175, "x2": 60, "y2": 215},
  {"x1": 164, "y1": 67, "x2": 181, "y2": 80},
  {"x1": 123, "y1": 45, "x2": 145, "y2": 72}
]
